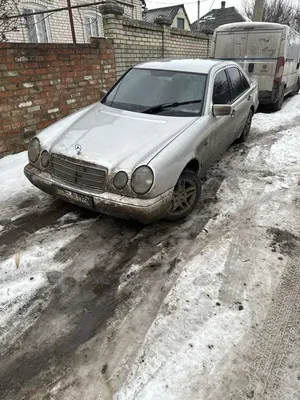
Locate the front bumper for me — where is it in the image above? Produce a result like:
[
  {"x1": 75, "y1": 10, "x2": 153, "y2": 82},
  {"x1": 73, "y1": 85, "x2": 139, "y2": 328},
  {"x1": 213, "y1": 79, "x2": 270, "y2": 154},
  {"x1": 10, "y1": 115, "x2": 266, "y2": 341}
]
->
[{"x1": 24, "y1": 164, "x2": 173, "y2": 223}]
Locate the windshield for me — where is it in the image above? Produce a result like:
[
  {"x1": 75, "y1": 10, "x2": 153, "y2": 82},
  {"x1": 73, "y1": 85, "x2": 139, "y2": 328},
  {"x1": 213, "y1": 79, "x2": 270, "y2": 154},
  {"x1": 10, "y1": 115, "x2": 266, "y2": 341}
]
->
[{"x1": 102, "y1": 68, "x2": 207, "y2": 116}]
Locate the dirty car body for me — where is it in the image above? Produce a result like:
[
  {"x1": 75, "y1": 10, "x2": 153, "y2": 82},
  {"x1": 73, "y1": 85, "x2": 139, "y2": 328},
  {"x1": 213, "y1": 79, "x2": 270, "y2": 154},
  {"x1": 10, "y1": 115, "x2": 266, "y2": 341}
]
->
[{"x1": 24, "y1": 59, "x2": 259, "y2": 223}]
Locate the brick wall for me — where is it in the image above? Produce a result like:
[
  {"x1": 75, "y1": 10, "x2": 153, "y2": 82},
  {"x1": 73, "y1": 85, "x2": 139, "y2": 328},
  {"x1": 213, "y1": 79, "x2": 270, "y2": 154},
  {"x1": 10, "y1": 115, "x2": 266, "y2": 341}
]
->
[
  {"x1": 102, "y1": 12, "x2": 210, "y2": 78},
  {"x1": 0, "y1": 38, "x2": 116, "y2": 155}
]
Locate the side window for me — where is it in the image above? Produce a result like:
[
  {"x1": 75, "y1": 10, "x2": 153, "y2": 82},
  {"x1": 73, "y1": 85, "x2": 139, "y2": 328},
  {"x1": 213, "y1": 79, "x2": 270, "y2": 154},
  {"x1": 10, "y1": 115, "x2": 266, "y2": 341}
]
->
[
  {"x1": 239, "y1": 70, "x2": 250, "y2": 91},
  {"x1": 227, "y1": 68, "x2": 244, "y2": 100},
  {"x1": 213, "y1": 70, "x2": 231, "y2": 104}
]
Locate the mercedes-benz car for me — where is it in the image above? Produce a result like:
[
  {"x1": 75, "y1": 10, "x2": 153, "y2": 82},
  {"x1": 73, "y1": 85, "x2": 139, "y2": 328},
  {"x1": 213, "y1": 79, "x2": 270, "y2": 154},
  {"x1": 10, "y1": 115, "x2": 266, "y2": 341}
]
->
[{"x1": 24, "y1": 59, "x2": 259, "y2": 223}]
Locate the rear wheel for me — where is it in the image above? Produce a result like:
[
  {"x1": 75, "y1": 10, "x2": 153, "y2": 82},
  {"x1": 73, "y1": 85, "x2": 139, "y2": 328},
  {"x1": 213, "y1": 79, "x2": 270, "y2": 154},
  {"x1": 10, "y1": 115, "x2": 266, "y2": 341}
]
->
[
  {"x1": 165, "y1": 170, "x2": 201, "y2": 221},
  {"x1": 272, "y1": 88, "x2": 284, "y2": 111},
  {"x1": 291, "y1": 79, "x2": 300, "y2": 96},
  {"x1": 236, "y1": 109, "x2": 253, "y2": 143}
]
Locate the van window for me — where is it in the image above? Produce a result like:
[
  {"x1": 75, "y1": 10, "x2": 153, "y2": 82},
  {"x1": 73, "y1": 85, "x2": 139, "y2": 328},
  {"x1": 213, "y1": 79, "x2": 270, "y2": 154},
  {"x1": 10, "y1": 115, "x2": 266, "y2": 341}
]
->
[
  {"x1": 227, "y1": 68, "x2": 244, "y2": 100},
  {"x1": 213, "y1": 70, "x2": 231, "y2": 104},
  {"x1": 239, "y1": 70, "x2": 250, "y2": 91}
]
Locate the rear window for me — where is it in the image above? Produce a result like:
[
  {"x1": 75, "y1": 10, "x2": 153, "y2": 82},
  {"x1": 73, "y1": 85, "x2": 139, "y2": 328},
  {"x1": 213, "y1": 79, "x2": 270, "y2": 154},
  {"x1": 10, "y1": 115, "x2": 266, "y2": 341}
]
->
[
  {"x1": 227, "y1": 67, "x2": 244, "y2": 100},
  {"x1": 239, "y1": 70, "x2": 250, "y2": 91}
]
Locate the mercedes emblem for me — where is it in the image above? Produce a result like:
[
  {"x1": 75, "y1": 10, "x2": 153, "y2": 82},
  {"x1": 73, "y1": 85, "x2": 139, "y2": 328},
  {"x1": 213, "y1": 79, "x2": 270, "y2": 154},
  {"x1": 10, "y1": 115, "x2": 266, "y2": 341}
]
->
[{"x1": 75, "y1": 143, "x2": 82, "y2": 155}]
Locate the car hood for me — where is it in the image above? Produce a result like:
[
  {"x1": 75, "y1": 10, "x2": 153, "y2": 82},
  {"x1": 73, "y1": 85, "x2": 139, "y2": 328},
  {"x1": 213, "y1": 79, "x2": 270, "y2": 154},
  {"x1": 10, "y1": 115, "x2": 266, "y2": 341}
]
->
[{"x1": 38, "y1": 103, "x2": 197, "y2": 172}]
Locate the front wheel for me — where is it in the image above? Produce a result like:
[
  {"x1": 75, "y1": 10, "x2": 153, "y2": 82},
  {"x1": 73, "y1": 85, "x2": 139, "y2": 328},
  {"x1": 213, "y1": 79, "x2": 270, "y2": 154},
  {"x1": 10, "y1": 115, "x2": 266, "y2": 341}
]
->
[
  {"x1": 165, "y1": 170, "x2": 201, "y2": 221},
  {"x1": 236, "y1": 109, "x2": 253, "y2": 143}
]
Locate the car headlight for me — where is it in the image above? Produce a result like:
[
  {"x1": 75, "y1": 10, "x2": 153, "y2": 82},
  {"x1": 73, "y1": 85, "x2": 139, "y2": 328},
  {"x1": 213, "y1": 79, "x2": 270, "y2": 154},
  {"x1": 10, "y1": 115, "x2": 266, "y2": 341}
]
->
[
  {"x1": 113, "y1": 171, "x2": 128, "y2": 190},
  {"x1": 41, "y1": 150, "x2": 50, "y2": 168},
  {"x1": 28, "y1": 138, "x2": 40, "y2": 163},
  {"x1": 131, "y1": 166, "x2": 154, "y2": 195}
]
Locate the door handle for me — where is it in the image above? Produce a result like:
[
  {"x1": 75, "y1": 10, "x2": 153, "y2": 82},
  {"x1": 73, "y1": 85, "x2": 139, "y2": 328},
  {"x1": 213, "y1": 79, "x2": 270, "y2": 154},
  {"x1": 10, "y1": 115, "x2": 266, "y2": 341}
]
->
[
  {"x1": 204, "y1": 139, "x2": 209, "y2": 146},
  {"x1": 247, "y1": 95, "x2": 252, "y2": 101},
  {"x1": 231, "y1": 109, "x2": 236, "y2": 117}
]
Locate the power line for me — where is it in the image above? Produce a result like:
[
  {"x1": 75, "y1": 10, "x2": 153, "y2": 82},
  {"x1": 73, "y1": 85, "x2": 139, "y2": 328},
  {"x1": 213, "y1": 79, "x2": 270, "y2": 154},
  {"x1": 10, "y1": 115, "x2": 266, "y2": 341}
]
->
[
  {"x1": 209, "y1": 0, "x2": 216, "y2": 11},
  {"x1": 0, "y1": 1, "x2": 106, "y2": 21}
]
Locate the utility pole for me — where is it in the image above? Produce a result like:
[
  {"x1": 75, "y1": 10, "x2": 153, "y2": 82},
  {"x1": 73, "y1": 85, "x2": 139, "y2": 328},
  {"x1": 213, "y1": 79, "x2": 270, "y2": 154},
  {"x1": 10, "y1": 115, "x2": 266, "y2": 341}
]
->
[
  {"x1": 197, "y1": 0, "x2": 200, "y2": 31},
  {"x1": 252, "y1": 0, "x2": 265, "y2": 22},
  {"x1": 67, "y1": 0, "x2": 76, "y2": 43}
]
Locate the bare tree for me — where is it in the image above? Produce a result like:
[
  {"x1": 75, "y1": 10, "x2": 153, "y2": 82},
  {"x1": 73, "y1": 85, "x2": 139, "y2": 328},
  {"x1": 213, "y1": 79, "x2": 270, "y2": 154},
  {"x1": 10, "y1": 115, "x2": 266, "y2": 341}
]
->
[
  {"x1": 242, "y1": 0, "x2": 300, "y2": 30},
  {"x1": 0, "y1": 0, "x2": 24, "y2": 42}
]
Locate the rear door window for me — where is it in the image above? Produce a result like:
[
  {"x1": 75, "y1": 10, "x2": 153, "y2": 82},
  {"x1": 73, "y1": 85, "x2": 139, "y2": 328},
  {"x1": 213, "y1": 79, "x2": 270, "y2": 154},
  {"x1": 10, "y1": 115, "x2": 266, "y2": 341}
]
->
[
  {"x1": 227, "y1": 67, "x2": 245, "y2": 100},
  {"x1": 239, "y1": 70, "x2": 250, "y2": 91},
  {"x1": 213, "y1": 70, "x2": 231, "y2": 104}
]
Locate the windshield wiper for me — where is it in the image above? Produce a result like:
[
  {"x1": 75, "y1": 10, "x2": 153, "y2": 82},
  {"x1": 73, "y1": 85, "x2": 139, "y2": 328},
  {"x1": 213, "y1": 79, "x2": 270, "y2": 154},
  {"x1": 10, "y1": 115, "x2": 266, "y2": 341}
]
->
[{"x1": 142, "y1": 100, "x2": 202, "y2": 114}]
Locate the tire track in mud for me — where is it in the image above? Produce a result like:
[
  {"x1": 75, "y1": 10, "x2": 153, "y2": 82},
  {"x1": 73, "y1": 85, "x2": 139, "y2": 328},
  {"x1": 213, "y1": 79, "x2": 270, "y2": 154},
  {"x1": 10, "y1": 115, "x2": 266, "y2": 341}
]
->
[
  {"x1": 0, "y1": 200, "x2": 73, "y2": 248},
  {"x1": 231, "y1": 235, "x2": 300, "y2": 400},
  {"x1": 0, "y1": 176, "x2": 226, "y2": 400}
]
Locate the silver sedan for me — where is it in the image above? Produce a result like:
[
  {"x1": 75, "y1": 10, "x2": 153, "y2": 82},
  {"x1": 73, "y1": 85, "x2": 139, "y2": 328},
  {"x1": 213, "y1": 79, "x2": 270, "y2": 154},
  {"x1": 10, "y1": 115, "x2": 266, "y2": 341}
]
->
[{"x1": 24, "y1": 59, "x2": 259, "y2": 223}]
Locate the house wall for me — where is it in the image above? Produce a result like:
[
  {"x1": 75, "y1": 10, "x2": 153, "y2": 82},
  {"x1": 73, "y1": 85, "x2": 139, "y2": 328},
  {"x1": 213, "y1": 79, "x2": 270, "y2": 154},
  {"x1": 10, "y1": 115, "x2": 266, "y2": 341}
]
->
[
  {"x1": 0, "y1": 38, "x2": 116, "y2": 155},
  {"x1": 102, "y1": 12, "x2": 210, "y2": 77},
  {"x1": 4, "y1": 0, "x2": 144, "y2": 44},
  {"x1": 170, "y1": 8, "x2": 191, "y2": 31}
]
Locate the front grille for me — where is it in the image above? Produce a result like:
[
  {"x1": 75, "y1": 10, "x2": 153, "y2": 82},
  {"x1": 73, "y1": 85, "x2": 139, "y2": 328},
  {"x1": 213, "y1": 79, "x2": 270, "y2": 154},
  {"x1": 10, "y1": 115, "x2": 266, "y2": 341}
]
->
[{"x1": 51, "y1": 154, "x2": 107, "y2": 190}]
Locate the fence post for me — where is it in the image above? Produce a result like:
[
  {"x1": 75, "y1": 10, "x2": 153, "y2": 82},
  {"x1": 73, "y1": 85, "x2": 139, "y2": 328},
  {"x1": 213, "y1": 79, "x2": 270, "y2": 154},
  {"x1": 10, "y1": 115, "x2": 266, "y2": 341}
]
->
[{"x1": 154, "y1": 16, "x2": 172, "y2": 58}]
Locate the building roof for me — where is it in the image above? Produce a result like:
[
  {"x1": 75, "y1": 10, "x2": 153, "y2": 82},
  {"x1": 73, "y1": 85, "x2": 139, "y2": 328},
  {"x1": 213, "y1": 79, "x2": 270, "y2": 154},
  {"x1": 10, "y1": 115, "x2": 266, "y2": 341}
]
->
[
  {"x1": 191, "y1": 6, "x2": 245, "y2": 34},
  {"x1": 145, "y1": 4, "x2": 190, "y2": 26},
  {"x1": 134, "y1": 59, "x2": 232, "y2": 74}
]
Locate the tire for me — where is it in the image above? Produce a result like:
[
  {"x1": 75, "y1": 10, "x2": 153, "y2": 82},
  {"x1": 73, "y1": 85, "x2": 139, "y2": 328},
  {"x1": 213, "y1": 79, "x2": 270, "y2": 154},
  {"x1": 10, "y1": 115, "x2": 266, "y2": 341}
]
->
[
  {"x1": 291, "y1": 79, "x2": 300, "y2": 96},
  {"x1": 272, "y1": 89, "x2": 284, "y2": 111},
  {"x1": 236, "y1": 109, "x2": 253, "y2": 144},
  {"x1": 165, "y1": 170, "x2": 201, "y2": 221}
]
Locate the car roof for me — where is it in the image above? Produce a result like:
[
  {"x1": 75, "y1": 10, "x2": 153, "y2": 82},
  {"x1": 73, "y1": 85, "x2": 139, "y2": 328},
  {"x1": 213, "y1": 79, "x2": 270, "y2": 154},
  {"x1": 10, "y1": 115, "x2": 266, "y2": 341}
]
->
[{"x1": 134, "y1": 58, "x2": 234, "y2": 74}]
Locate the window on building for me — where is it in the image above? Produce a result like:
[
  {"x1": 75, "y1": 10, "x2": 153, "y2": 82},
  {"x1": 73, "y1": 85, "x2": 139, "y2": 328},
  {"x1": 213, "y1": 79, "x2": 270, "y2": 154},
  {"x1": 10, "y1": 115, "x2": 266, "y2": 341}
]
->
[
  {"x1": 177, "y1": 17, "x2": 185, "y2": 30},
  {"x1": 85, "y1": 14, "x2": 103, "y2": 40},
  {"x1": 24, "y1": 7, "x2": 49, "y2": 43}
]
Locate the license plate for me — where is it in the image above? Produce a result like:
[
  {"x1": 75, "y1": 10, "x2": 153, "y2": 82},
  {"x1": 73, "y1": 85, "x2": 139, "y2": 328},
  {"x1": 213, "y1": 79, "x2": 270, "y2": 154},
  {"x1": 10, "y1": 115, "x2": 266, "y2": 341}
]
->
[{"x1": 55, "y1": 187, "x2": 93, "y2": 208}]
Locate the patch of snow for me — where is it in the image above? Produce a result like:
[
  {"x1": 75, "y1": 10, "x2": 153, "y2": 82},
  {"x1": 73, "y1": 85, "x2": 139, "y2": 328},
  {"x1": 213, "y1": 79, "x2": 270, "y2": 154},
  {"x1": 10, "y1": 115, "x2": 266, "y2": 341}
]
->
[
  {"x1": 0, "y1": 151, "x2": 31, "y2": 202},
  {"x1": 265, "y1": 128, "x2": 300, "y2": 171}
]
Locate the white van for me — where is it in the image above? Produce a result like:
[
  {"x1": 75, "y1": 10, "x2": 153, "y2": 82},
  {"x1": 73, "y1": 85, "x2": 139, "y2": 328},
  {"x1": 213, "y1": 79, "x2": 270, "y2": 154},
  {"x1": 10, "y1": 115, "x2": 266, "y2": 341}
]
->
[{"x1": 210, "y1": 22, "x2": 300, "y2": 110}]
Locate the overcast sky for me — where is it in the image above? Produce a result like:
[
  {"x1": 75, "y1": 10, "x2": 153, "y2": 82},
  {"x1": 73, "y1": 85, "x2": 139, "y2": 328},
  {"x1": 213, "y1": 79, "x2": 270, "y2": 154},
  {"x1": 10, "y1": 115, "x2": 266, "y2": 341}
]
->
[{"x1": 147, "y1": 0, "x2": 245, "y2": 24}]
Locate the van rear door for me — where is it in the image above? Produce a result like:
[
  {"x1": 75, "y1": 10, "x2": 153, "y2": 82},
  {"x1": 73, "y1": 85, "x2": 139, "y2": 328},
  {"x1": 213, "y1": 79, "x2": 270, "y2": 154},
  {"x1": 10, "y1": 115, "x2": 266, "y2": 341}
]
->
[
  {"x1": 214, "y1": 28, "x2": 283, "y2": 92},
  {"x1": 244, "y1": 29, "x2": 283, "y2": 92}
]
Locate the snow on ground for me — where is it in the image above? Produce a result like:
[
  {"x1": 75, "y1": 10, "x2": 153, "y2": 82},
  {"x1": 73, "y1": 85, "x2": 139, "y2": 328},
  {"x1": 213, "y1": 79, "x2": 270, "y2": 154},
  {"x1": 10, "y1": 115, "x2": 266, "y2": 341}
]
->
[
  {"x1": 0, "y1": 152, "x2": 30, "y2": 202},
  {"x1": 0, "y1": 153, "x2": 95, "y2": 352},
  {"x1": 0, "y1": 95, "x2": 300, "y2": 400},
  {"x1": 115, "y1": 97, "x2": 300, "y2": 400}
]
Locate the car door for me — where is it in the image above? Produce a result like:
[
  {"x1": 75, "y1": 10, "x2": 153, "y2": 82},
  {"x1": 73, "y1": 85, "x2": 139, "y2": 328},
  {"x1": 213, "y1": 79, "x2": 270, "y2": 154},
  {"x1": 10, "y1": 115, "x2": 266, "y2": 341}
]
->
[
  {"x1": 226, "y1": 67, "x2": 251, "y2": 140},
  {"x1": 209, "y1": 69, "x2": 236, "y2": 162}
]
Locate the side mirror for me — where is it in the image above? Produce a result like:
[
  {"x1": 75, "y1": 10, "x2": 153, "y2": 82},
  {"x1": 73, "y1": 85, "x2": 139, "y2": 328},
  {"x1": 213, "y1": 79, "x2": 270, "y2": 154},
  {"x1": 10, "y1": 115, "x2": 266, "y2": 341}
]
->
[{"x1": 213, "y1": 104, "x2": 233, "y2": 117}]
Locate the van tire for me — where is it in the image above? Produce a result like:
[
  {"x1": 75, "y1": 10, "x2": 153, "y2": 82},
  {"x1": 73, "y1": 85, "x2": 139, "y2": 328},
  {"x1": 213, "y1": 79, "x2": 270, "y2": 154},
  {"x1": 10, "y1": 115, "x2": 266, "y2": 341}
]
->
[
  {"x1": 272, "y1": 89, "x2": 284, "y2": 111},
  {"x1": 291, "y1": 80, "x2": 300, "y2": 96},
  {"x1": 236, "y1": 109, "x2": 253, "y2": 143}
]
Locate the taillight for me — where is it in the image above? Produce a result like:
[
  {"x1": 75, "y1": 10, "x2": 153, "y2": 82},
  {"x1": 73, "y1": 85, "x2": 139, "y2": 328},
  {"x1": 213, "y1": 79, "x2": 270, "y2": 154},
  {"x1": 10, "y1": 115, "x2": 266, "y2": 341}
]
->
[{"x1": 275, "y1": 57, "x2": 285, "y2": 83}]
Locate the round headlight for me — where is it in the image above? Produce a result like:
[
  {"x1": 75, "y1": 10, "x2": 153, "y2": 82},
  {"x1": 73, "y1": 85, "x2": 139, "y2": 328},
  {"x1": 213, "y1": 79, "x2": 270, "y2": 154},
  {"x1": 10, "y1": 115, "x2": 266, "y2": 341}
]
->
[
  {"x1": 41, "y1": 150, "x2": 50, "y2": 168},
  {"x1": 113, "y1": 171, "x2": 128, "y2": 190},
  {"x1": 131, "y1": 166, "x2": 154, "y2": 195},
  {"x1": 28, "y1": 138, "x2": 40, "y2": 163}
]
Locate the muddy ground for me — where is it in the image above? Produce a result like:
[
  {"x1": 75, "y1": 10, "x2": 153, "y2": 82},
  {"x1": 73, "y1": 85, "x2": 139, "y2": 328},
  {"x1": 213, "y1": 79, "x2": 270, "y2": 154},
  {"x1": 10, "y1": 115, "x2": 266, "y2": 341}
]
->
[{"x1": 0, "y1": 98, "x2": 300, "y2": 400}]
